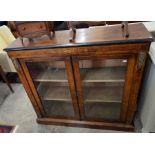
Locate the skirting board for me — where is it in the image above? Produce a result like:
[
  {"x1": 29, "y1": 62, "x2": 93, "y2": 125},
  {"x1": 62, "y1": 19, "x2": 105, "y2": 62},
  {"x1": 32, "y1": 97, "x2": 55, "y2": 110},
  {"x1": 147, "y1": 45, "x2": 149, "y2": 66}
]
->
[{"x1": 37, "y1": 118, "x2": 134, "y2": 132}]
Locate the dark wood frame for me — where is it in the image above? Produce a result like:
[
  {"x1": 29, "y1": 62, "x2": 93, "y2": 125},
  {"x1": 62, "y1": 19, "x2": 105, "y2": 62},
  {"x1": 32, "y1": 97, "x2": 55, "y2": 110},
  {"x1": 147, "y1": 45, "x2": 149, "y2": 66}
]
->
[
  {"x1": 72, "y1": 54, "x2": 136, "y2": 123},
  {"x1": 19, "y1": 56, "x2": 80, "y2": 120}
]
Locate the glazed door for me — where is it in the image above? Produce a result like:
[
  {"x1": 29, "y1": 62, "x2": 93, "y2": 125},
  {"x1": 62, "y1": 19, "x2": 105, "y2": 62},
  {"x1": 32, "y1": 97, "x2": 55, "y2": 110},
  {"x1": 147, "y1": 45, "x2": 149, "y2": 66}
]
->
[
  {"x1": 20, "y1": 57, "x2": 79, "y2": 119},
  {"x1": 72, "y1": 55, "x2": 135, "y2": 122}
]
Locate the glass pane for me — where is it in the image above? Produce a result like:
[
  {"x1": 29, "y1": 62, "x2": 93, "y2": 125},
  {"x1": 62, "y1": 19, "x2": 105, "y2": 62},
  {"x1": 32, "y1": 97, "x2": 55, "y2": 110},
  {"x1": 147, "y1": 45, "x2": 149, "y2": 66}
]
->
[
  {"x1": 79, "y1": 59, "x2": 127, "y2": 121},
  {"x1": 26, "y1": 60, "x2": 74, "y2": 118}
]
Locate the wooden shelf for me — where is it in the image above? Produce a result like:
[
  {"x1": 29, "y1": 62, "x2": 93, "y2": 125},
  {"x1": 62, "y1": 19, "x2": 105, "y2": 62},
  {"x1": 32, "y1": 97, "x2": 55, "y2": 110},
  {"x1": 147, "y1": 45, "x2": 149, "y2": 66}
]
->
[
  {"x1": 32, "y1": 68, "x2": 67, "y2": 82},
  {"x1": 38, "y1": 83, "x2": 71, "y2": 101},
  {"x1": 84, "y1": 86, "x2": 123, "y2": 103},
  {"x1": 81, "y1": 67, "x2": 126, "y2": 83}
]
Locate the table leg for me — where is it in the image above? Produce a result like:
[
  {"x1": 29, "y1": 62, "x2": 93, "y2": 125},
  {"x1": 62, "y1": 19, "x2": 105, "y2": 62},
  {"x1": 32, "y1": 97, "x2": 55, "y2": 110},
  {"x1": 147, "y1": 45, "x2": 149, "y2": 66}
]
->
[{"x1": 0, "y1": 66, "x2": 14, "y2": 93}]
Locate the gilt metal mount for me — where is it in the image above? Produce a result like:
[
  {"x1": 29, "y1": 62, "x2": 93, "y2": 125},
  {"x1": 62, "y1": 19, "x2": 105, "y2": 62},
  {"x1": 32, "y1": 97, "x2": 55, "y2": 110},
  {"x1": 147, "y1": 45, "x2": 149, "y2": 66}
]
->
[{"x1": 137, "y1": 52, "x2": 146, "y2": 70}]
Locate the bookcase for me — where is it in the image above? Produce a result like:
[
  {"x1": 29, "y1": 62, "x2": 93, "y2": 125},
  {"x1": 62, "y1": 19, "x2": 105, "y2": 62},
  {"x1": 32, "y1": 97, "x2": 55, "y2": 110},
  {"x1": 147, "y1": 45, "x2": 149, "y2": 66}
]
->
[{"x1": 5, "y1": 23, "x2": 152, "y2": 131}]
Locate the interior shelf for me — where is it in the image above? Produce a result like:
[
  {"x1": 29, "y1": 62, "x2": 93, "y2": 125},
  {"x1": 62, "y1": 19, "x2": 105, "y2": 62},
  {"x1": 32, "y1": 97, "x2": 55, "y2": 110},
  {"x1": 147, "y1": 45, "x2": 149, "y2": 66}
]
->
[
  {"x1": 83, "y1": 86, "x2": 123, "y2": 103},
  {"x1": 84, "y1": 102, "x2": 121, "y2": 120},
  {"x1": 37, "y1": 83, "x2": 71, "y2": 101},
  {"x1": 80, "y1": 67, "x2": 126, "y2": 83},
  {"x1": 32, "y1": 68, "x2": 67, "y2": 82},
  {"x1": 42, "y1": 101, "x2": 74, "y2": 117}
]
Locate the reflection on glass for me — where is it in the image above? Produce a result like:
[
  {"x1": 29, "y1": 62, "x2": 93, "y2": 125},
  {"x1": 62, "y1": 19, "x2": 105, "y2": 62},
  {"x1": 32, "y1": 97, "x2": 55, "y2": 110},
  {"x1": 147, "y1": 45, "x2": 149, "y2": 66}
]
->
[
  {"x1": 27, "y1": 61, "x2": 74, "y2": 118},
  {"x1": 80, "y1": 59, "x2": 127, "y2": 121}
]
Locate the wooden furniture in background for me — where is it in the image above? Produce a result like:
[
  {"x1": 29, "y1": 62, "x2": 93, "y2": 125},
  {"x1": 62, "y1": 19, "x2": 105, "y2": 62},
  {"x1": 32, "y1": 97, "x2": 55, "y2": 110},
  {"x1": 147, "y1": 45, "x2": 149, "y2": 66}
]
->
[
  {"x1": 0, "y1": 65, "x2": 14, "y2": 93},
  {"x1": 68, "y1": 21, "x2": 130, "y2": 42},
  {"x1": 8, "y1": 21, "x2": 18, "y2": 38},
  {"x1": 5, "y1": 23, "x2": 153, "y2": 131},
  {"x1": 11, "y1": 21, "x2": 55, "y2": 42},
  {"x1": 8, "y1": 21, "x2": 139, "y2": 39}
]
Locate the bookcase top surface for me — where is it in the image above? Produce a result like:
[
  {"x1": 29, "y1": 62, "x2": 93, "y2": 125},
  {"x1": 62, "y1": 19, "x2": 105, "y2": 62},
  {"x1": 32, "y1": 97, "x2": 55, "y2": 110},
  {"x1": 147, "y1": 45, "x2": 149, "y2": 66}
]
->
[{"x1": 5, "y1": 23, "x2": 153, "y2": 52}]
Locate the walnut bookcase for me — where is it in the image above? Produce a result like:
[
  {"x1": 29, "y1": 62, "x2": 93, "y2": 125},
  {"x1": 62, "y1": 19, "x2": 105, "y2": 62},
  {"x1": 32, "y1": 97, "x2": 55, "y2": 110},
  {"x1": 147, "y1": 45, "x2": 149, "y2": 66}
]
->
[{"x1": 5, "y1": 23, "x2": 153, "y2": 131}]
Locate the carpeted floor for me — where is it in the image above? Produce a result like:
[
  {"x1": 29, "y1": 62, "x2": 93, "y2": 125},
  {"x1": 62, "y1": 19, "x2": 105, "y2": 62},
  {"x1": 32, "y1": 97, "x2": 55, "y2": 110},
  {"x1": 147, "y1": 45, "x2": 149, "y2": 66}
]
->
[
  {"x1": 0, "y1": 83, "x2": 10, "y2": 104},
  {"x1": 0, "y1": 83, "x2": 140, "y2": 133}
]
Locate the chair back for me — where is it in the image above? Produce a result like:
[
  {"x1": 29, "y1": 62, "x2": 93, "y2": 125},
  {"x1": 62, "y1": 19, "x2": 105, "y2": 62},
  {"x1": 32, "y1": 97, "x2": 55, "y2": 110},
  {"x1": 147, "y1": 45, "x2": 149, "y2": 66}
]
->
[{"x1": 0, "y1": 25, "x2": 16, "y2": 45}]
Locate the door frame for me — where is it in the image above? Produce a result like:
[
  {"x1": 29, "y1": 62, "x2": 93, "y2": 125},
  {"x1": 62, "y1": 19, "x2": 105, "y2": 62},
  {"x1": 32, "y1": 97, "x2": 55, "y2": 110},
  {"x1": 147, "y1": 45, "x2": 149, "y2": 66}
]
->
[
  {"x1": 72, "y1": 54, "x2": 136, "y2": 123},
  {"x1": 19, "y1": 56, "x2": 80, "y2": 120}
]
